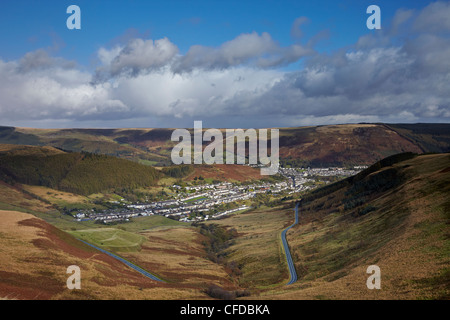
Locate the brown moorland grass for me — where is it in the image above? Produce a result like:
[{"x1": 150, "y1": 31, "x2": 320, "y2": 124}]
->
[
  {"x1": 185, "y1": 164, "x2": 264, "y2": 182},
  {"x1": 0, "y1": 144, "x2": 64, "y2": 156},
  {"x1": 120, "y1": 226, "x2": 239, "y2": 291},
  {"x1": 0, "y1": 210, "x2": 224, "y2": 299},
  {"x1": 21, "y1": 185, "x2": 90, "y2": 206},
  {"x1": 0, "y1": 181, "x2": 53, "y2": 213},
  {"x1": 278, "y1": 124, "x2": 424, "y2": 166}
]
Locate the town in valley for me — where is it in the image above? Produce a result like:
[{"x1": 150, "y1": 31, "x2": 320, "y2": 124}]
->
[{"x1": 73, "y1": 165, "x2": 367, "y2": 224}]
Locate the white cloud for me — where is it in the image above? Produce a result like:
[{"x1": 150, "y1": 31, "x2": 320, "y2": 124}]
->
[
  {"x1": 0, "y1": 59, "x2": 128, "y2": 121},
  {"x1": 172, "y1": 31, "x2": 313, "y2": 73},
  {"x1": 110, "y1": 66, "x2": 283, "y2": 119},
  {"x1": 97, "y1": 38, "x2": 179, "y2": 78}
]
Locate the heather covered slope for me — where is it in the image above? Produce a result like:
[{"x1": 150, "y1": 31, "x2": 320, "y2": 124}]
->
[{"x1": 0, "y1": 210, "x2": 228, "y2": 300}]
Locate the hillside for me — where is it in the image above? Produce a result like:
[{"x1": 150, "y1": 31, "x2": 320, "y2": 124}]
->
[
  {"x1": 0, "y1": 210, "x2": 156, "y2": 299},
  {"x1": 0, "y1": 210, "x2": 236, "y2": 300},
  {"x1": 387, "y1": 123, "x2": 450, "y2": 153},
  {"x1": 275, "y1": 152, "x2": 449, "y2": 299},
  {"x1": 1, "y1": 123, "x2": 449, "y2": 167},
  {"x1": 0, "y1": 144, "x2": 161, "y2": 196},
  {"x1": 209, "y1": 152, "x2": 449, "y2": 299},
  {"x1": 278, "y1": 124, "x2": 428, "y2": 167}
]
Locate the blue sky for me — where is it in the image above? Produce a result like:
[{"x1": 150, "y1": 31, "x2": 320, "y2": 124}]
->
[
  {"x1": 0, "y1": 0, "x2": 428, "y2": 66},
  {"x1": 0, "y1": 0, "x2": 449, "y2": 128}
]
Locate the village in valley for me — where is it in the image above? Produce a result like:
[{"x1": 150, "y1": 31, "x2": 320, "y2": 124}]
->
[{"x1": 73, "y1": 165, "x2": 367, "y2": 224}]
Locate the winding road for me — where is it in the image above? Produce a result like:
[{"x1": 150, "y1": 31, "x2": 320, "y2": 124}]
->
[
  {"x1": 281, "y1": 202, "x2": 299, "y2": 285},
  {"x1": 78, "y1": 239, "x2": 165, "y2": 282},
  {"x1": 77, "y1": 203, "x2": 300, "y2": 286}
]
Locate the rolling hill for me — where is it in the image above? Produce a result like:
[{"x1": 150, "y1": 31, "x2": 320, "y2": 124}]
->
[{"x1": 1, "y1": 123, "x2": 449, "y2": 167}]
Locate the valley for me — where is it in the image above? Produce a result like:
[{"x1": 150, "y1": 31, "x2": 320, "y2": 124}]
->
[{"x1": 0, "y1": 123, "x2": 449, "y2": 300}]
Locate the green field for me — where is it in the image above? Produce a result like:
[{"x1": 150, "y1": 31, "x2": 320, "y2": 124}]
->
[{"x1": 69, "y1": 228, "x2": 146, "y2": 252}]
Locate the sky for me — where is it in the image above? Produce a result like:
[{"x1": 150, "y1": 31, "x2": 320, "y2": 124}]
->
[{"x1": 0, "y1": 0, "x2": 449, "y2": 128}]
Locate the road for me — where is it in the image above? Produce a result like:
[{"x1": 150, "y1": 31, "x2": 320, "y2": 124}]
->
[
  {"x1": 281, "y1": 202, "x2": 299, "y2": 285},
  {"x1": 77, "y1": 203, "x2": 300, "y2": 285},
  {"x1": 78, "y1": 239, "x2": 165, "y2": 282}
]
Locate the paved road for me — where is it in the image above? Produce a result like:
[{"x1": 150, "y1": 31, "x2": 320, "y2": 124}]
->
[
  {"x1": 281, "y1": 202, "x2": 299, "y2": 285},
  {"x1": 78, "y1": 239, "x2": 165, "y2": 282},
  {"x1": 77, "y1": 203, "x2": 300, "y2": 285}
]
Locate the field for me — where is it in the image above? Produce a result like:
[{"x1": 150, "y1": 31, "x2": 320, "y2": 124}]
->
[
  {"x1": 70, "y1": 221, "x2": 244, "y2": 289},
  {"x1": 120, "y1": 226, "x2": 239, "y2": 288},
  {"x1": 69, "y1": 228, "x2": 147, "y2": 252},
  {"x1": 21, "y1": 185, "x2": 98, "y2": 211},
  {"x1": 0, "y1": 181, "x2": 53, "y2": 214}
]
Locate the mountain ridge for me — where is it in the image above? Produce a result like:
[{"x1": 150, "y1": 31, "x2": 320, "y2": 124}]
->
[{"x1": 1, "y1": 123, "x2": 449, "y2": 167}]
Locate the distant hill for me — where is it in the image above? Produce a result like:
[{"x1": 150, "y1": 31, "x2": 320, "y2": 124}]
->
[
  {"x1": 0, "y1": 143, "x2": 64, "y2": 156},
  {"x1": 0, "y1": 144, "x2": 161, "y2": 196},
  {"x1": 386, "y1": 123, "x2": 450, "y2": 153},
  {"x1": 1, "y1": 123, "x2": 449, "y2": 167},
  {"x1": 277, "y1": 123, "x2": 449, "y2": 167}
]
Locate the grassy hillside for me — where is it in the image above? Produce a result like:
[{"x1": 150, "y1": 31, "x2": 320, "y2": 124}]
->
[
  {"x1": 208, "y1": 205, "x2": 295, "y2": 290},
  {"x1": 0, "y1": 210, "x2": 231, "y2": 300},
  {"x1": 274, "y1": 152, "x2": 449, "y2": 299},
  {"x1": 0, "y1": 145, "x2": 161, "y2": 196}
]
